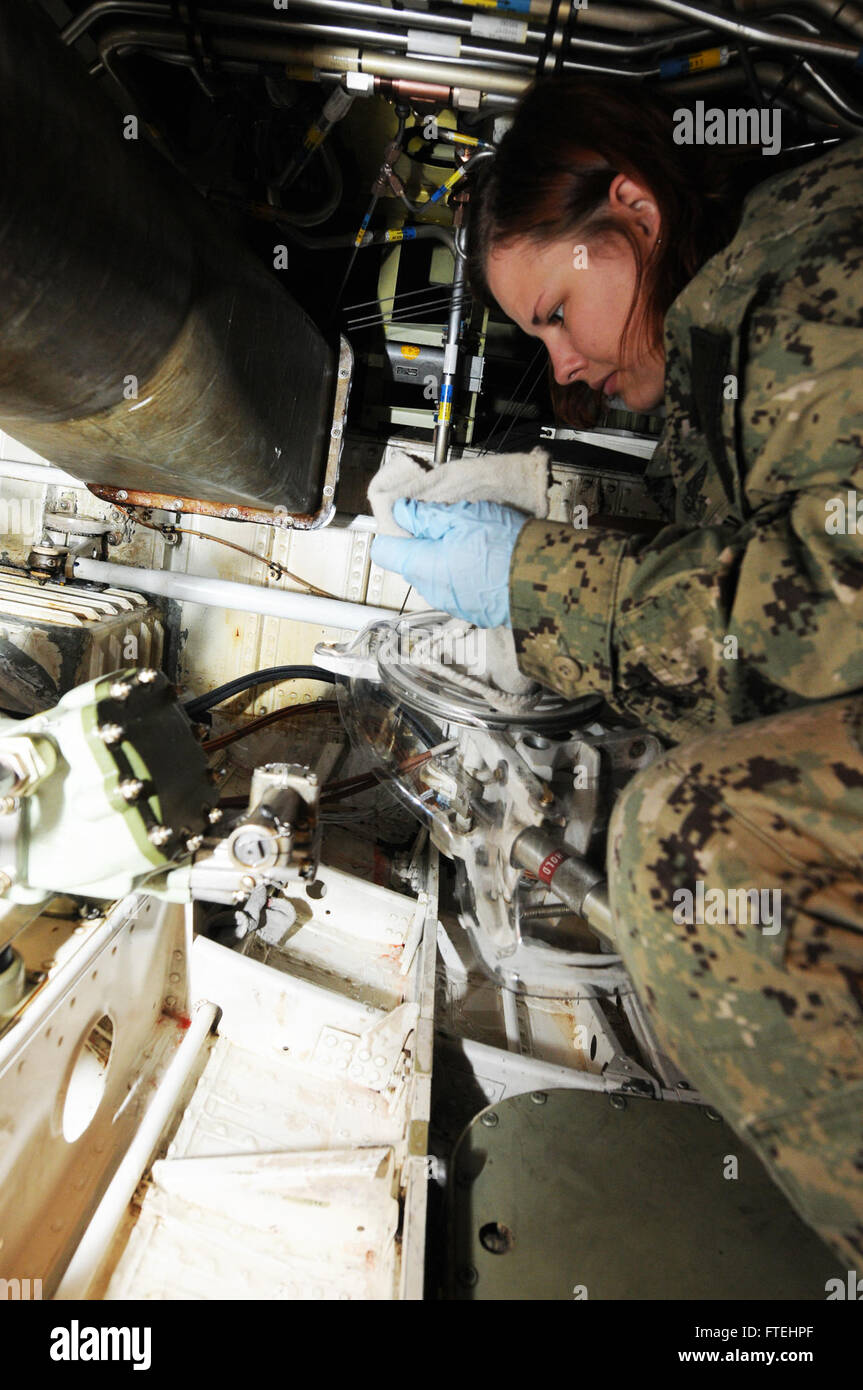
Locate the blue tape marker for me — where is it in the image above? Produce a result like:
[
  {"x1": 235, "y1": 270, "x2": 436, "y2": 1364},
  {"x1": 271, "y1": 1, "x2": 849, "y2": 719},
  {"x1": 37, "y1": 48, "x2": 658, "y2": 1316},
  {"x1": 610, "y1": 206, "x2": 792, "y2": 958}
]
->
[
  {"x1": 498, "y1": 0, "x2": 531, "y2": 11},
  {"x1": 659, "y1": 55, "x2": 687, "y2": 79}
]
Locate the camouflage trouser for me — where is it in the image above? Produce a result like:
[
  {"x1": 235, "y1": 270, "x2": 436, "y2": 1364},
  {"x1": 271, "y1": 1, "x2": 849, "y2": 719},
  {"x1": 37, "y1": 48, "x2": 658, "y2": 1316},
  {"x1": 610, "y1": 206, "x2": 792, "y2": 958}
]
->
[{"x1": 608, "y1": 694, "x2": 863, "y2": 1269}]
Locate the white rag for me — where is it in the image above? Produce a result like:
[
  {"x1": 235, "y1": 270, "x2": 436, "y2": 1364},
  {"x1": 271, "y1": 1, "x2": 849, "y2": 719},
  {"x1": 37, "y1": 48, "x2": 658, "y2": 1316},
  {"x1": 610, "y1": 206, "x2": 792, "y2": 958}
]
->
[{"x1": 368, "y1": 445, "x2": 551, "y2": 695}]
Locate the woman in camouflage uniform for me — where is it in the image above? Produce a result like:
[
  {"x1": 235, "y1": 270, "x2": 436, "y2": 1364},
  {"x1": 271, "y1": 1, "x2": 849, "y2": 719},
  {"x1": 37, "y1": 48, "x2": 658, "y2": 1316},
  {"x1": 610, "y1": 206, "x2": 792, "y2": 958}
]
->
[{"x1": 372, "y1": 79, "x2": 863, "y2": 1267}]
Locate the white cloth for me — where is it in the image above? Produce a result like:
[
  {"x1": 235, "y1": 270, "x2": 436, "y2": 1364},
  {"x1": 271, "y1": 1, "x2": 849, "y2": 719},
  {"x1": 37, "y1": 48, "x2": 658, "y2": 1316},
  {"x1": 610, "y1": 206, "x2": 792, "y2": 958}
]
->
[{"x1": 368, "y1": 446, "x2": 550, "y2": 695}]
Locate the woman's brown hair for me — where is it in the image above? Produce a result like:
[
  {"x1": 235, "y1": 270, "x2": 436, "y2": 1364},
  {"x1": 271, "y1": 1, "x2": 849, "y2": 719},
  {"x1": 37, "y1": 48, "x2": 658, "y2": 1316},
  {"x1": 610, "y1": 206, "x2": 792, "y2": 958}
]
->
[{"x1": 466, "y1": 78, "x2": 751, "y2": 427}]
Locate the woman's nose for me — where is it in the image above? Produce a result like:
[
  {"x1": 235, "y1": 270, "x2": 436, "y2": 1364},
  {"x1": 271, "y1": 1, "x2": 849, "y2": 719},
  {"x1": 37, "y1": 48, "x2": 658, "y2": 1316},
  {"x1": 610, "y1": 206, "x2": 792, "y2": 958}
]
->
[{"x1": 547, "y1": 339, "x2": 589, "y2": 387}]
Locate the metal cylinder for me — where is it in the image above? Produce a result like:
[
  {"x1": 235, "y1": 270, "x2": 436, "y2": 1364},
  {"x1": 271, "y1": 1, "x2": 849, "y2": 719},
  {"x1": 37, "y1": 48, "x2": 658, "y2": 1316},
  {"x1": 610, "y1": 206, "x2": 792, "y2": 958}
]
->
[
  {"x1": 511, "y1": 827, "x2": 615, "y2": 945},
  {"x1": 0, "y1": 0, "x2": 336, "y2": 512}
]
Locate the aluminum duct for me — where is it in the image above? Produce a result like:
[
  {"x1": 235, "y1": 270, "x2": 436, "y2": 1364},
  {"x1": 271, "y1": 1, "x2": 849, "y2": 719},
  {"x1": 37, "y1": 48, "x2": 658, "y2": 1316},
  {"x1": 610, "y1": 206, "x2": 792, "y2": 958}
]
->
[{"x1": 0, "y1": 0, "x2": 337, "y2": 513}]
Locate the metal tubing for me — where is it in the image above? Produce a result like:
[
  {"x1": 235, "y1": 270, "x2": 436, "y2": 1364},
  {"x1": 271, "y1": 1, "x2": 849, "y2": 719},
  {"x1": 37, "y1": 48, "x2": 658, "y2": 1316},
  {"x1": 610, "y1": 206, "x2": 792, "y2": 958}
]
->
[
  {"x1": 54, "y1": 997, "x2": 219, "y2": 1299},
  {"x1": 64, "y1": 0, "x2": 546, "y2": 47},
  {"x1": 510, "y1": 826, "x2": 615, "y2": 946},
  {"x1": 73, "y1": 557, "x2": 393, "y2": 630},
  {"x1": 434, "y1": 241, "x2": 468, "y2": 464},
  {"x1": 637, "y1": 0, "x2": 861, "y2": 64}
]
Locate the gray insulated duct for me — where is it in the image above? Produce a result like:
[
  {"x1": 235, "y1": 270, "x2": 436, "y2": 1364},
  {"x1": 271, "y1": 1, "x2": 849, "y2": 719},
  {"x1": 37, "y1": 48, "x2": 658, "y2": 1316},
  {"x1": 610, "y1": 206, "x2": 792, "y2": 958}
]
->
[{"x1": 0, "y1": 1, "x2": 336, "y2": 513}]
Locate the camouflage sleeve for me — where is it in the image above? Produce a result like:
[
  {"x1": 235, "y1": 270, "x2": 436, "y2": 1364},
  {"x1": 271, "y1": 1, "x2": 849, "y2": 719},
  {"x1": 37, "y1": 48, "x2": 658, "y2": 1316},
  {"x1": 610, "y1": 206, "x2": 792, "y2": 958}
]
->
[{"x1": 511, "y1": 309, "x2": 863, "y2": 741}]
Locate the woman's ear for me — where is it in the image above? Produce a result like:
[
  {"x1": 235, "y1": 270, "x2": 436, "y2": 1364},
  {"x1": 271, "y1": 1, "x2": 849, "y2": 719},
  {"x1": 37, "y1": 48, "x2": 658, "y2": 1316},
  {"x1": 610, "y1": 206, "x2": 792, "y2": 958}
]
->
[{"x1": 608, "y1": 173, "x2": 661, "y2": 243}]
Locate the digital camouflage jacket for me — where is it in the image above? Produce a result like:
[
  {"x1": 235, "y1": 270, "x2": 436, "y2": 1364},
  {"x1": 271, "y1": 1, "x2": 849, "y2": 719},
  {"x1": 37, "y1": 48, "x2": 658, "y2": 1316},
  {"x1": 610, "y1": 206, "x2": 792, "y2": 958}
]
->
[{"x1": 509, "y1": 137, "x2": 863, "y2": 744}]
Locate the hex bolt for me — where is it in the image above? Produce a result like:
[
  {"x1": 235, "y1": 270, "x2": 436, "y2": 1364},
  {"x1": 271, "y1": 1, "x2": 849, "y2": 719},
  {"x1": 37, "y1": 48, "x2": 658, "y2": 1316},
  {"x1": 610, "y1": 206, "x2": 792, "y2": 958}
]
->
[
  {"x1": 480, "y1": 1111, "x2": 499, "y2": 1128},
  {"x1": 185, "y1": 834, "x2": 204, "y2": 852},
  {"x1": 208, "y1": 808, "x2": 223, "y2": 824},
  {"x1": 609, "y1": 1093, "x2": 627, "y2": 1111},
  {"x1": 109, "y1": 681, "x2": 132, "y2": 701},
  {"x1": 98, "y1": 723, "x2": 124, "y2": 745},
  {"x1": 530, "y1": 1091, "x2": 548, "y2": 1105},
  {"x1": 119, "y1": 778, "x2": 144, "y2": 802},
  {"x1": 148, "y1": 825, "x2": 173, "y2": 847},
  {"x1": 137, "y1": 668, "x2": 158, "y2": 684}
]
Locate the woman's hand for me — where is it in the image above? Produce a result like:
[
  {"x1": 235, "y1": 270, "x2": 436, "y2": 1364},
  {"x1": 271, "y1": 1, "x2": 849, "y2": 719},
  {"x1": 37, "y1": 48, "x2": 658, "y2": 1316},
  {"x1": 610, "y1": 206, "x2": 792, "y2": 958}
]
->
[{"x1": 371, "y1": 498, "x2": 529, "y2": 628}]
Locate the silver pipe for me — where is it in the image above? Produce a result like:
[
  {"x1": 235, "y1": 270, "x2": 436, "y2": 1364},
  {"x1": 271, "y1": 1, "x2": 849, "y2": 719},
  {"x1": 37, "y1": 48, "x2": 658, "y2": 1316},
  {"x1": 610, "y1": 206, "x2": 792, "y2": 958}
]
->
[
  {"x1": 638, "y1": 0, "x2": 860, "y2": 63},
  {"x1": 97, "y1": 27, "x2": 532, "y2": 95},
  {"x1": 570, "y1": 3, "x2": 681, "y2": 31},
  {"x1": 667, "y1": 59, "x2": 863, "y2": 131},
  {"x1": 281, "y1": 223, "x2": 455, "y2": 253},
  {"x1": 799, "y1": 59, "x2": 863, "y2": 125},
  {"x1": 434, "y1": 251, "x2": 467, "y2": 464},
  {"x1": 62, "y1": 0, "x2": 170, "y2": 43},
  {"x1": 510, "y1": 827, "x2": 616, "y2": 948},
  {"x1": 196, "y1": 12, "x2": 540, "y2": 69},
  {"x1": 65, "y1": 0, "x2": 546, "y2": 47},
  {"x1": 733, "y1": 0, "x2": 863, "y2": 44}
]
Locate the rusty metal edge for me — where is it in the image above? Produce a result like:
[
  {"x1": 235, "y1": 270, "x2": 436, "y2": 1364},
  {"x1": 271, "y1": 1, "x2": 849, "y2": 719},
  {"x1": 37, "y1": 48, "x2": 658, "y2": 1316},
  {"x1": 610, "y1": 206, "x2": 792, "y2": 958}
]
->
[{"x1": 86, "y1": 335, "x2": 353, "y2": 531}]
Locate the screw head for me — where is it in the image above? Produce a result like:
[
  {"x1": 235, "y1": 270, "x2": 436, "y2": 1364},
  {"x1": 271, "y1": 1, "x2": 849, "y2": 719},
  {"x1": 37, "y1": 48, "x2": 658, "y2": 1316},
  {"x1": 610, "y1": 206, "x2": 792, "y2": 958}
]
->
[
  {"x1": 226, "y1": 507, "x2": 239, "y2": 519},
  {"x1": 480, "y1": 1111, "x2": 499, "y2": 1128},
  {"x1": 171, "y1": 499, "x2": 183, "y2": 511},
  {"x1": 109, "y1": 681, "x2": 132, "y2": 701},
  {"x1": 609, "y1": 1093, "x2": 627, "y2": 1111},
  {"x1": 137, "y1": 668, "x2": 158, "y2": 684},
  {"x1": 207, "y1": 807, "x2": 223, "y2": 824},
  {"x1": 185, "y1": 834, "x2": 204, "y2": 852},
  {"x1": 119, "y1": 778, "x2": 144, "y2": 802},
  {"x1": 98, "y1": 723, "x2": 124, "y2": 745},
  {"x1": 703, "y1": 1107, "x2": 722, "y2": 1123},
  {"x1": 116, "y1": 490, "x2": 128, "y2": 501},
  {"x1": 148, "y1": 825, "x2": 172, "y2": 847},
  {"x1": 530, "y1": 1091, "x2": 548, "y2": 1105}
]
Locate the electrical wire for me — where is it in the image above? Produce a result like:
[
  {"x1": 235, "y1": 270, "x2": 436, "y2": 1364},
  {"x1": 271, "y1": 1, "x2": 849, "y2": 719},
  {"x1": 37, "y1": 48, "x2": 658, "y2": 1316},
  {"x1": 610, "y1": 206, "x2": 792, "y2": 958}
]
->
[
  {"x1": 185, "y1": 665, "x2": 339, "y2": 719},
  {"x1": 201, "y1": 698, "x2": 340, "y2": 751},
  {"x1": 477, "y1": 343, "x2": 546, "y2": 455},
  {"x1": 117, "y1": 506, "x2": 344, "y2": 599}
]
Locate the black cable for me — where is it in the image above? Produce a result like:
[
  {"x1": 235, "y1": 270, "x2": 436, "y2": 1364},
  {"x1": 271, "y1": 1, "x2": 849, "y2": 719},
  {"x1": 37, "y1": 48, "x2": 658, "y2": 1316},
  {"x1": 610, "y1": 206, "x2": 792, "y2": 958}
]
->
[{"x1": 184, "y1": 665, "x2": 339, "y2": 719}]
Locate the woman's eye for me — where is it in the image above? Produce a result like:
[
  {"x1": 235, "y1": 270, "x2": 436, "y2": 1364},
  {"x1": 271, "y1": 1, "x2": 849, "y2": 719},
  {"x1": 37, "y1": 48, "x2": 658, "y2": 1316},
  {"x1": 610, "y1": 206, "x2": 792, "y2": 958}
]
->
[{"x1": 548, "y1": 304, "x2": 565, "y2": 326}]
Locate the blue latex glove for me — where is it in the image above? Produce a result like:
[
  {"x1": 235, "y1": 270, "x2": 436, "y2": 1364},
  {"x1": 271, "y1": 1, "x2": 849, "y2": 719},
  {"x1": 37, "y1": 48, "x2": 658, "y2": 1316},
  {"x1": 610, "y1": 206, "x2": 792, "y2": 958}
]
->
[{"x1": 371, "y1": 498, "x2": 528, "y2": 628}]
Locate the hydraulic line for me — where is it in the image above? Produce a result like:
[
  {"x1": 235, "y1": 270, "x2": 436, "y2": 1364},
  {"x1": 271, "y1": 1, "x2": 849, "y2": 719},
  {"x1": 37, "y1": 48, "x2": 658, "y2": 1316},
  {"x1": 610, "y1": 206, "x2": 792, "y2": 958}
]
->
[
  {"x1": 635, "y1": 0, "x2": 863, "y2": 64},
  {"x1": 184, "y1": 665, "x2": 339, "y2": 719}
]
